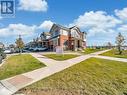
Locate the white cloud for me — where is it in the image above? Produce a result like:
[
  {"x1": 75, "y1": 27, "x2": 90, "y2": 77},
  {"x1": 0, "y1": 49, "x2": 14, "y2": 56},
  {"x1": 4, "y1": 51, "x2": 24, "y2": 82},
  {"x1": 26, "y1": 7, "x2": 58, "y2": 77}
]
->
[
  {"x1": 0, "y1": 23, "x2": 37, "y2": 37},
  {"x1": 0, "y1": 20, "x2": 54, "y2": 38},
  {"x1": 117, "y1": 24, "x2": 127, "y2": 32},
  {"x1": 0, "y1": 16, "x2": 3, "y2": 27},
  {"x1": 69, "y1": 11, "x2": 121, "y2": 36},
  {"x1": 0, "y1": 16, "x2": 2, "y2": 20},
  {"x1": 39, "y1": 20, "x2": 54, "y2": 30},
  {"x1": 115, "y1": 8, "x2": 127, "y2": 20},
  {"x1": 18, "y1": 0, "x2": 48, "y2": 12},
  {"x1": 117, "y1": 24, "x2": 127, "y2": 42}
]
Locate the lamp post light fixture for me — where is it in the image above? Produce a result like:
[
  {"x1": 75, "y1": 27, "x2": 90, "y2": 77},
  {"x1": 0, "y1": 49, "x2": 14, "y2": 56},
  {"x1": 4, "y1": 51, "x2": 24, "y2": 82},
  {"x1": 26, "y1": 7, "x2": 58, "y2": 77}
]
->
[{"x1": 71, "y1": 41, "x2": 74, "y2": 45}]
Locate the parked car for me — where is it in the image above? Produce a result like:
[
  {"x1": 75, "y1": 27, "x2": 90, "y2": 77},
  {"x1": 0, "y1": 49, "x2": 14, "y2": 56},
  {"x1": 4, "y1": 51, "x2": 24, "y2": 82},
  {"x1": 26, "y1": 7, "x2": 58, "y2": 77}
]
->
[
  {"x1": 0, "y1": 48, "x2": 6, "y2": 59},
  {"x1": 0, "y1": 56, "x2": 2, "y2": 64},
  {"x1": 31, "y1": 47, "x2": 48, "y2": 52},
  {"x1": 22, "y1": 49, "x2": 30, "y2": 53},
  {"x1": 4, "y1": 49, "x2": 12, "y2": 54},
  {"x1": 29, "y1": 47, "x2": 35, "y2": 51},
  {"x1": 0, "y1": 48, "x2": 6, "y2": 63}
]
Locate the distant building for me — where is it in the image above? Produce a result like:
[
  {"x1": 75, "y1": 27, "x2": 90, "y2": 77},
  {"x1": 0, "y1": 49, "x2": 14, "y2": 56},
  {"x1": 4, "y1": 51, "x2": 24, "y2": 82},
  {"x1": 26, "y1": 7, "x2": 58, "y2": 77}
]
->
[
  {"x1": 40, "y1": 32, "x2": 51, "y2": 48},
  {"x1": 0, "y1": 42, "x2": 4, "y2": 48},
  {"x1": 26, "y1": 37, "x2": 42, "y2": 48},
  {"x1": 40, "y1": 24, "x2": 87, "y2": 51}
]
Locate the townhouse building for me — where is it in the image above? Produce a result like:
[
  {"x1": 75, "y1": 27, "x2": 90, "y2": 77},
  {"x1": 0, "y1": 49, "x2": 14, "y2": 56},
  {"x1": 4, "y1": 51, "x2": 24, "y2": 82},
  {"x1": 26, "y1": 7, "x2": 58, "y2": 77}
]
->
[{"x1": 40, "y1": 24, "x2": 87, "y2": 51}]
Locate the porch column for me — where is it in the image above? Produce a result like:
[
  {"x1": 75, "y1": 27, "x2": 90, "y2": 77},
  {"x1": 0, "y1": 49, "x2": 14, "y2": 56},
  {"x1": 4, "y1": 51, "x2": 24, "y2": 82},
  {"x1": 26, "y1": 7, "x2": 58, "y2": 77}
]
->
[
  {"x1": 74, "y1": 39, "x2": 77, "y2": 51},
  {"x1": 80, "y1": 40, "x2": 82, "y2": 48}
]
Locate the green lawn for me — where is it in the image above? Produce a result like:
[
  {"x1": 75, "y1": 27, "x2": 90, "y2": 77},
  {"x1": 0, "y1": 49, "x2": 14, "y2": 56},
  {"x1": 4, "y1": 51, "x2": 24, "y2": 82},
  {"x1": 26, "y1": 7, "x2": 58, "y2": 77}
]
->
[
  {"x1": 17, "y1": 58, "x2": 127, "y2": 95},
  {"x1": 84, "y1": 48, "x2": 105, "y2": 54},
  {"x1": 100, "y1": 49, "x2": 127, "y2": 58},
  {"x1": 0, "y1": 54, "x2": 45, "y2": 80},
  {"x1": 43, "y1": 54, "x2": 79, "y2": 61}
]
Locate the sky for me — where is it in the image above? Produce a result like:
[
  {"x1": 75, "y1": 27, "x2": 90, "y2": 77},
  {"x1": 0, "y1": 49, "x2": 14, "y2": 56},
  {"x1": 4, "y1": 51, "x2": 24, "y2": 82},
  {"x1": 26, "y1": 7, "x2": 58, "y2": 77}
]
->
[{"x1": 0, "y1": 0, "x2": 127, "y2": 46}]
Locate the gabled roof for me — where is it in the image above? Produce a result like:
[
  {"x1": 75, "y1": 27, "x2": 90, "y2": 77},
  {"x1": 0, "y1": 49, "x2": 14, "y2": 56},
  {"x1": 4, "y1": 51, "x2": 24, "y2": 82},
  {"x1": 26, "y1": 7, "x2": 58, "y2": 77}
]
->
[
  {"x1": 56, "y1": 24, "x2": 70, "y2": 31},
  {"x1": 49, "y1": 24, "x2": 70, "y2": 32},
  {"x1": 40, "y1": 32, "x2": 51, "y2": 37},
  {"x1": 49, "y1": 23, "x2": 87, "y2": 35},
  {"x1": 70, "y1": 26, "x2": 83, "y2": 34},
  {"x1": 44, "y1": 32, "x2": 51, "y2": 36},
  {"x1": 70, "y1": 26, "x2": 87, "y2": 35}
]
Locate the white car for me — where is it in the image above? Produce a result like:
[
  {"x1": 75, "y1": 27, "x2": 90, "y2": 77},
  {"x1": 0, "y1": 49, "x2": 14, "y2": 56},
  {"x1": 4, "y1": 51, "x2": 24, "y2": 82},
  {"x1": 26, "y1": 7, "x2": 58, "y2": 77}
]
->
[
  {"x1": 38, "y1": 47, "x2": 48, "y2": 51},
  {"x1": 4, "y1": 49, "x2": 12, "y2": 54},
  {"x1": 33, "y1": 47, "x2": 47, "y2": 51}
]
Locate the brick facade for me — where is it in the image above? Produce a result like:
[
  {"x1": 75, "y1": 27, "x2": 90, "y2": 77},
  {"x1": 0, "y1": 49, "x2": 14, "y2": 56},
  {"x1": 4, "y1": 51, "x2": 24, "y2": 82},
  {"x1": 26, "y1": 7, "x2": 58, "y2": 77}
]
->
[{"x1": 40, "y1": 24, "x2": 86, "y2": 51}]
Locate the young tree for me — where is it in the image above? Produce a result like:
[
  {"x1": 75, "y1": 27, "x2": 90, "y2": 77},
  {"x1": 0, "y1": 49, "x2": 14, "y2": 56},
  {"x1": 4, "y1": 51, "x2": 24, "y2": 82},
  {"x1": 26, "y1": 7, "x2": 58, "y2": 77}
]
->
[
  {"x1": 107, "y1": 42, "x2": 112, "y2": 49},
  {"x1": 15, "y1": 35, "x2": 24, "y2": 54},
  {"x1": 115, "y1": 33, "x2": 125, "y2": 55}
]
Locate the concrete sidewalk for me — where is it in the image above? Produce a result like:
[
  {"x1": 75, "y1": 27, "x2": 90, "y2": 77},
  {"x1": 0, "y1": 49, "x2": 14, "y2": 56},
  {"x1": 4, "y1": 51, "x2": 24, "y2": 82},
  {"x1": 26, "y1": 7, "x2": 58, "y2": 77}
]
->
[
  {"x1": 94, "y1": 55, "x2": 127, "y2": 62},
  {"x1": 89, "y1": 49, "x2": 111, "y2": 55},
  {"x1": 30, "y1": 53, "x2": 59, "y2": 66}
]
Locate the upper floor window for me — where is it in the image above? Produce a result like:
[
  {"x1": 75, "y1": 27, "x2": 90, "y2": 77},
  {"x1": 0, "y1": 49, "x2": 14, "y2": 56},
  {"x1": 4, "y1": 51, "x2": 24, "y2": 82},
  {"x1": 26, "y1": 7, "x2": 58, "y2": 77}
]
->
[
  {"x1": 55, "y1": 30, "x2": 59, "y2": 36},
  {"x1": 51, "y1": 29, "x2": 60, "y2": 37},
  {"x1": 46, "y1": 35, "x2": 50, "y2": 39},
  {"x1": 63, "y1": 40, "x2": 68, "y2": 46},
  {"x1": 71, "y1": 29, "x2": 80, "y2": 38},
  {"x1": 62, "y1": 30, "x2": 68, "y2": 36}
]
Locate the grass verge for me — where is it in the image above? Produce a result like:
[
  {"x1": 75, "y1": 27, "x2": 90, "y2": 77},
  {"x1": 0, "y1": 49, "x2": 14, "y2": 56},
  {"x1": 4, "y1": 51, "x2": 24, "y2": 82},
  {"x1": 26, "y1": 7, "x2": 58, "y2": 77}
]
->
[
  {"x1": 100, "y1": 49, "x2": 127, "y2": 58},
  {"x1": 0, "y1": 54, "x2": 45, "y2": 80},
  {"x1": 43, "y1": 54, "x2": 79, "y2": 61},
  {"x1": 17, "y1": 58, "x2": 127, "y2": 95},
  {"x1": 84, "y1": 48, "x2": 106, "y2": 54}
]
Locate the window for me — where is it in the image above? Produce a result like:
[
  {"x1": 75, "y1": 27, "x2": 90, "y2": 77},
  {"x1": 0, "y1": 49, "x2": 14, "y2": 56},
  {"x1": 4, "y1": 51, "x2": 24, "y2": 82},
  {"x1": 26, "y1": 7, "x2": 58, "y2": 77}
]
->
[
  {"x1": 53, "y1": 39, "x2": 57, "y2": 46},
  {"x1": 71, "y1": 29, "x2": 80, "y2": 38},
  {"x1": 46, "y1": 36, "x2": 50, "y2": 39},
  {"x1": 63, "y1": 40, "x2": 68, "y2": 46},
  {"x1": 62, "y1": 30, "x2": 68, "y2": 36},
  {"x1": 55, "y1": 31, "x2": 58, "y2": 36}
]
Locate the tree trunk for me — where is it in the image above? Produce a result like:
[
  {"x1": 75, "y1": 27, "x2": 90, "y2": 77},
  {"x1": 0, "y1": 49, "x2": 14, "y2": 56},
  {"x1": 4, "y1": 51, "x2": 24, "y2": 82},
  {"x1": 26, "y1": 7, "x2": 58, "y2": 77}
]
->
[
  {"x1": 19, "y1": 48, "x2": 22, "y2": 55},
  {"x1": 118, "y1": 46, "x2": 122, "y2": 55}
]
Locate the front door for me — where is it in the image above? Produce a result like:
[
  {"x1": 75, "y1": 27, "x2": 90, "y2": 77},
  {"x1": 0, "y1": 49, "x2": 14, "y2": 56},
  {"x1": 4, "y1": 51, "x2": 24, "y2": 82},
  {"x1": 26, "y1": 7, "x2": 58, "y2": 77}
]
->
[{"x1": 77, "y1": 40, "x2": 80, "y2": 48}]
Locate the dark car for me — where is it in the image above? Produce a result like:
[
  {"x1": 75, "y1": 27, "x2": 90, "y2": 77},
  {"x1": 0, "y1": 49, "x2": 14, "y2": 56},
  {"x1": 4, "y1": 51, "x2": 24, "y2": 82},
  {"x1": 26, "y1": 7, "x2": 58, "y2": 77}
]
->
[
  {"x1": 0, "y1": 56, "x2": 2, "y2": 64},
  {"x1": 0, "y1": 48, "x2": 6, "y2": 59}
]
